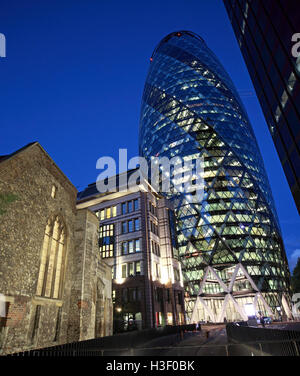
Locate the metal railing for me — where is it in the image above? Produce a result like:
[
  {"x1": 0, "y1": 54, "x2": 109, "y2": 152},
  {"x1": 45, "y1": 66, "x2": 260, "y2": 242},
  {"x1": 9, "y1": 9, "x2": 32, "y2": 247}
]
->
[
  {"x1": 226, "y1": 323, "x2": 300, "y2": 356},
  {"x1": 7, "y1": 324, "x2": 300, "y2": 356},
  {"x1": 7, "y1": 324, "x2": 197, "y2": 357},
  {"x1": 9, "y1": 339, "x2": 300, "y2": 356}
]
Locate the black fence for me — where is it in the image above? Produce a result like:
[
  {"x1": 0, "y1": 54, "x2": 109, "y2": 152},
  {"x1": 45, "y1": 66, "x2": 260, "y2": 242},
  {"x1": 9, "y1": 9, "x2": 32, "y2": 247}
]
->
[
  {"x1": 9, "y1": 323, "x2": 300, "y2": 356},
  {"x1": 8, "y1": 324, "x2": 197, "y2": 356},
  {"x1": 226, "y1": 323, "x2": 300, "y2": 356}
]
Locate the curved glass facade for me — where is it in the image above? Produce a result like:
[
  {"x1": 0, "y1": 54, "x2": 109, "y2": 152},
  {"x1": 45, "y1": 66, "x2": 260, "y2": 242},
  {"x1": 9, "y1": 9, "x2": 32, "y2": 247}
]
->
[{"x1": 139, "y1": 31, "x2": 291, "y2": 322}]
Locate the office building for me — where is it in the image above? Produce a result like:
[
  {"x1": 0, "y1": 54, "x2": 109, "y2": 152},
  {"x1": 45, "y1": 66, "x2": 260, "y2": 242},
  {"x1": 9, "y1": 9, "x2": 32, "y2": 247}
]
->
[
  {"x1": 223, "y1": 0, "x2": 300, "y2": 214},
  {"x1": 139, "y1": 31, "x2": 292, "y2": 322},
  {"x1": 77, "y1": 173, "x2": 185, "y2": 331}
]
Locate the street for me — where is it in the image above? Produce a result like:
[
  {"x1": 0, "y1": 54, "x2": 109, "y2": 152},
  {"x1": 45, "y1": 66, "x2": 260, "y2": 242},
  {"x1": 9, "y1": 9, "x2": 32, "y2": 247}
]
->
[{"x1": 119, "y1": 325, "x2": 229, "y2": 356}]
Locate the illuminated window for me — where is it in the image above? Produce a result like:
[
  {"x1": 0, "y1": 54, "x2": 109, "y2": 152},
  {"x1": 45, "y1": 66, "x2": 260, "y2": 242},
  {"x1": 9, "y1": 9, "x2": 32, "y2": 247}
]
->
[
  {"x1": 135, "y1": 239, "x2": 140, "y2": 253},
  {"x1": 121, "y1": 261, "x2": 142, "y2": 277},
  {"x1": 98, "y1": 206, "x2": 117, "y2": 220},
  {"x1": 128, "y1": 240, "x2": 134, "y2": 254},
  {"x1": 167, "y1": 312, "x2": 173, "y2": 325},
  {"x1": 99, "y1": 224, "x2": 114, "y2": 258},
  {"x1": 121, "y1": 239, "x2": 141, "y2": 255},
  {"x1": 129, "y1": 262, "x2": 134, "y2": 276},
  {"x1": 156, "y1": 312, "x2": 163, "y2": 326},
  {"x1": 136, "y1": 261, "x2": 141, "y2": 275},
  {"x1": 51, "y1": 185, "x2": 57, "y2": 199},
  {"x1": 36, "y1": 216, "x2": 66, "y2": 299}
]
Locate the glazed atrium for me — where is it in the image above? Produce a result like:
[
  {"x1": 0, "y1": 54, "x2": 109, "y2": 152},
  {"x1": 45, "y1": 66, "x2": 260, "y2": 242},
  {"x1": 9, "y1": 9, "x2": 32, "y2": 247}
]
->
[{"x1": 139, "y1": 31, "x2": 292, "y2": 322}]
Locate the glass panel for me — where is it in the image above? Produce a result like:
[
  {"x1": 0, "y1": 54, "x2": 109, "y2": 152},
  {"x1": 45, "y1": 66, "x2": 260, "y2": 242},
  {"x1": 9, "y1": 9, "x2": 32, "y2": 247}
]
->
[
  {"x1": 129, "y1": 263, "x2": 134, "y2": 276},
  {"x1": 134, "y1": 199, "x2": 139, "y2": 211},
  {"x1": 135, "y1": 239, "x2": 140, "y2": 252},
  {"x1": 135, "y1": 261, "x2": 141, "y2": 275},
  {"x1": 122, "y1": 264, "x2": 127, "y2": 278},
  {"x1": 134, "y1": 218, "x2": 140, "y2": 231},
  {"x1": 167, "y1": 312, "x2": 173, "y2": 325},
  {"x1": 122, "y1": 288, "x2": 128, "y2": 302},
  {"x1": 122, "y1": 242, "x2": 128, "y2": 255},
  {"x1": 128, "y1": 240, "x2": 134, "y2": 254}
]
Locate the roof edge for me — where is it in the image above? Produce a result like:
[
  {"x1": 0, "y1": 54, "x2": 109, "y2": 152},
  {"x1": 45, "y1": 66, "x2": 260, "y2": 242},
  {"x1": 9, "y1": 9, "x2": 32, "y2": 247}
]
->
[{"x1": 0, "y1": 142, "x2": 77, "y2": 195}]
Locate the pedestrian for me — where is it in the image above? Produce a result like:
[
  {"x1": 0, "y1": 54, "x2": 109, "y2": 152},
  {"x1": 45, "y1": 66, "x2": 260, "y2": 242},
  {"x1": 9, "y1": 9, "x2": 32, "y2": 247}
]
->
[{"x1": 260, "y1": 316, "x2": 265, "y2": 328}]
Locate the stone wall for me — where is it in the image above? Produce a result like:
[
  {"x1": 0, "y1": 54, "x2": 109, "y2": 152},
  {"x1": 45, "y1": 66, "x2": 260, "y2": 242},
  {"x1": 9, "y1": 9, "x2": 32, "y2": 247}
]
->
[
  {"x1": 0, "y1": 143, "x2": 77, "y2": 297},
  {"x1": 0, "y1": 143, "x2": 112, "y2": 355},
  {"x1": 67, "y1": 209, "x2": 113, "y2": 342}
]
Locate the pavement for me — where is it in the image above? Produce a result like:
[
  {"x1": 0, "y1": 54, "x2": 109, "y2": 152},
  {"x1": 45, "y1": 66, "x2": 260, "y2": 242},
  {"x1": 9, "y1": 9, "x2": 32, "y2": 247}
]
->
[
  {"x1": 165, "y1": 326, "x2": 228, "y2": 356},
  {"x1": 120, "y1": 326, "x2": 229, "y2": 356},
  {"x1": 107, "y1": 322, "x2": 300, "y2": 356}
]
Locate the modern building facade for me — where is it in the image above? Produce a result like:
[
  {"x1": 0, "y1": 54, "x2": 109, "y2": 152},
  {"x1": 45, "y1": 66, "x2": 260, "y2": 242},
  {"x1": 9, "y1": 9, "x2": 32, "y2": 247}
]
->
[
  {"x1": 77, "y1": 173, "x2": 185, "y2": 332},
  {"x1": 223, "y1": 0, "x2": 300, "y2": 214},
  {"x1": 0, "y1": 143, "x2": 113, "y2": 355},
  {"x1": 139, "y1": 31, "x2": 292, "y2": 323}
]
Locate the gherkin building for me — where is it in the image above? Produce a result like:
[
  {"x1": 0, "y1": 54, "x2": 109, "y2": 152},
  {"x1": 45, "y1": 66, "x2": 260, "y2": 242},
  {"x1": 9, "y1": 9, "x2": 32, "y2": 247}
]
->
[{"x1": 139, "y1": 31, "x2": 292, "y2": 323}]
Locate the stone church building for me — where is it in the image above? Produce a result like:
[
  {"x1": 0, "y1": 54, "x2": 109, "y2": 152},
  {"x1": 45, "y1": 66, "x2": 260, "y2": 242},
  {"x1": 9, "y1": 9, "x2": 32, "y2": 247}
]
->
[{"x1": 0, "y1": 142, "x2": 113, "y2": 355}]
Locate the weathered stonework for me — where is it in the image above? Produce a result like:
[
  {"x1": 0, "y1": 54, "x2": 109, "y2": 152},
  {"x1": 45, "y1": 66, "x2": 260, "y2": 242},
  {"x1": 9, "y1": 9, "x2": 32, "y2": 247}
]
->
[
  {"x1": 67, "y1": 209, "x2": 112, "y2": 341},
  {"x1": 0, "y1": 143, "x2": 113, "y2": 355}
]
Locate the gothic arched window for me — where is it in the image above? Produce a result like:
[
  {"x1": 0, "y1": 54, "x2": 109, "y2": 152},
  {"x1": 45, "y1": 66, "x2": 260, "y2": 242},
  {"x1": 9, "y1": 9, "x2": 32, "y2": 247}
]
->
[{"x1": 36, "y1": 216, "x2": 66, "y2": 299}]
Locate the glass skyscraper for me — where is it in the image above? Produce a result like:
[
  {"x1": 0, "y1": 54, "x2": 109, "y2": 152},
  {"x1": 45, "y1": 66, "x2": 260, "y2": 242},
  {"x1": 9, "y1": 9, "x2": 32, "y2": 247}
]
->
[
  {"x1": 223, "y1": 0, "x2": 300, "y2": 215},
  {"x1": 139, "y1": 31, "x2": 292, "y2": 322}
]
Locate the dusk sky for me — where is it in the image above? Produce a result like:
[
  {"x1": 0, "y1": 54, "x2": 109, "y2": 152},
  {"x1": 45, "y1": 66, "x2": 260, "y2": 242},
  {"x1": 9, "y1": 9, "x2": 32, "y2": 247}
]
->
[{"x1": 0, "y1": 0, "x2": 299, "y2": 270}]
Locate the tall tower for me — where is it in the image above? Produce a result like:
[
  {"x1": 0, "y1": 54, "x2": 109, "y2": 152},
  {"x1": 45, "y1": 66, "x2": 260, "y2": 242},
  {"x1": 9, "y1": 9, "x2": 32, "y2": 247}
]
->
[
  {"x1": 139, "y1": 31, "x2": 292, "y2": 322},
  {"x1": 223, "y1": 0, "x2": 300, "y2": 215}
]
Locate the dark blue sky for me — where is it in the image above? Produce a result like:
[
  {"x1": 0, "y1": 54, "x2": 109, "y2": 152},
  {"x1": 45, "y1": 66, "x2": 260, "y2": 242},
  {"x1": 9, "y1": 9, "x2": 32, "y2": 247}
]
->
[{"x1": 0, "y1": 0, "x2": 299, "y2": 270}]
